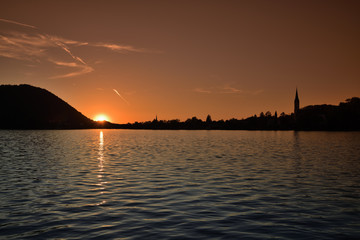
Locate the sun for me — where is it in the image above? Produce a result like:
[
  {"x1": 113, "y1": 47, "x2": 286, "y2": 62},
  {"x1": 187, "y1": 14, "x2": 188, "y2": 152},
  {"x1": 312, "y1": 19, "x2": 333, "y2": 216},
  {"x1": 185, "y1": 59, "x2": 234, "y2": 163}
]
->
[{"x1": 94, "y1": 114, "x2": 110, "y2": 122}]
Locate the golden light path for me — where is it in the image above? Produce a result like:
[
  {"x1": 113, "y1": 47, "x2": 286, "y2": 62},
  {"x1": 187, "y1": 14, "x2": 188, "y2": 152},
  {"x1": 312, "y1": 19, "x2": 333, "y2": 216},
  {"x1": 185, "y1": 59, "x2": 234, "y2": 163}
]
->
[{"x1": 96, "y1": 130, "x2": 107, "y2": 206}]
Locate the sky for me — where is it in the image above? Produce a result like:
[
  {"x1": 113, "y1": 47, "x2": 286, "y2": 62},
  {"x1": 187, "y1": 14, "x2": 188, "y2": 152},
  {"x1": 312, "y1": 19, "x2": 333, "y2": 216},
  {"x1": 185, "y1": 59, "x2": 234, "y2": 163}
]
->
[{"x1": 1, "y1": 0, "x2": 359, "y2": 123}]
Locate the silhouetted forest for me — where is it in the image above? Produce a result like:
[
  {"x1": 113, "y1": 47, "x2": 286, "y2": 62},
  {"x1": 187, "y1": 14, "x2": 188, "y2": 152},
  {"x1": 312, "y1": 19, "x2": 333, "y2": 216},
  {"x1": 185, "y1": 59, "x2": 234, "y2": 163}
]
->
[
  {"x1": 0, "y1": 84, "x2": 359, "y2": 130},
  {"x1": 116, "y1": 98, "x2": 360, "y2": 131},
  {"x1": 296, "y1": 97, "x2": 360, "y2": 130}
]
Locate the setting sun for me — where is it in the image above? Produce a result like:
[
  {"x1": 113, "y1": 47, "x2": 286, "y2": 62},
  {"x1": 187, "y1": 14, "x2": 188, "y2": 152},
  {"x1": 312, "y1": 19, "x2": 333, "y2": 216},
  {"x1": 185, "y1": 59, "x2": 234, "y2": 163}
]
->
[{"x1": 94, "y1": 114, "x2": 110, "y2": 122}]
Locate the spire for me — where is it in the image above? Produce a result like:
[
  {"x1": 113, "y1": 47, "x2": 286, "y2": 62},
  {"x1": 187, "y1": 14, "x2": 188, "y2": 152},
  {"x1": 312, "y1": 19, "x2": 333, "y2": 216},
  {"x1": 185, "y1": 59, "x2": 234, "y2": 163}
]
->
[{"x1": 294, "y1": 88, "x2": 300, "y2": 117}]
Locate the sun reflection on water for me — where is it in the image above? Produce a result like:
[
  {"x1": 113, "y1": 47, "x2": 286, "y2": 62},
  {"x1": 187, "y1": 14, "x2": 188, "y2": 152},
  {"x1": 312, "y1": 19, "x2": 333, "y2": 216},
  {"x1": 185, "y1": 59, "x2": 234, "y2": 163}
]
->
[
  {"x1": 98, "y1": 131, "x2": 104, "y2": 172},
  {"x1": 97, "y1": 130, "x2": 107, "y2": 205}
]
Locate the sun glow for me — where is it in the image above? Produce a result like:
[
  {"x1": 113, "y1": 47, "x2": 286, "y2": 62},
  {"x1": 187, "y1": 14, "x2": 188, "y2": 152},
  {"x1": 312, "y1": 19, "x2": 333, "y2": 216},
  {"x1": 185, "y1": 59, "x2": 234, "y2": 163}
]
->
[{"x1": 94, "y1": 114, "x2": 110, "y2": 122}]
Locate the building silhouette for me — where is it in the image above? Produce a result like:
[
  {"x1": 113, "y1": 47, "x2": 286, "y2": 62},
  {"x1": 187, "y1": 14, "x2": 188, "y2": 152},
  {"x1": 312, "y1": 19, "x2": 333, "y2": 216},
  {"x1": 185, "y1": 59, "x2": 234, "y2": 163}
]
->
[{"x1": 294, "y1": 88, "x2": 300, "y2": 118}]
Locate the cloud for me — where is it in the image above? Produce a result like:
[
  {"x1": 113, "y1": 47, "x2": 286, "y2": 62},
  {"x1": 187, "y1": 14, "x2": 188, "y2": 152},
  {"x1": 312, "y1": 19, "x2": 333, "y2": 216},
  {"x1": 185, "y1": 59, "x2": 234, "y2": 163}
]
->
[
  {"x1": 113, "y1": 89, "x2": 130, "y2": 105},
  {"x1": 48, "y1": 36, "x2": 89, "y2": 47},
  {"x1": 193, "y1": 85, "x2": 243, "y2": 94},
  {"x1": 192, "y1": 85, "x2": 262, "y2": 96},
  {"x1": 0, "y1": 18, "x2": 146, "y2": 79},
  {"x1": 0, "y1": 31, "x2": 92, "y2": 78},
  {"x1": 95, "y1": 43, "x2": 145, "y2": 53},
  {"x1": 221, "y1": 86, "x2": 243, "y2": 94},
  {"x1": 49, "y1": 66, "x2": 94, "y2": 79},
  {"x1": 193, "y1": 88, "x2": 212, "y2": 94},
  {"x1": 49, "y1": 60, "x2": 94, "y2": 79},
  {"x1": 0, "y1": 33, "x2": 50, "y2": 61},
  {"x1": 0, "y1": 18, "x2": 37, "y2": 29},
  {"x1": 50, "y1": 61, "x2": 79, "y2": 67}
]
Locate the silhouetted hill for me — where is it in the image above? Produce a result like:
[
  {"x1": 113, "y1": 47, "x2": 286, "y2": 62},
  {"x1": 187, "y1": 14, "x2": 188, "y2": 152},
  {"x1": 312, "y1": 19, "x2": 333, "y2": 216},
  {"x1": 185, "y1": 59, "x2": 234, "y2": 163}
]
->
[
  {"x1": 296, "y1": 97, "x2": 360, "y2": 130},
  {"x1": 0, "y1": 84, "x2": 97, "y2": 129}
]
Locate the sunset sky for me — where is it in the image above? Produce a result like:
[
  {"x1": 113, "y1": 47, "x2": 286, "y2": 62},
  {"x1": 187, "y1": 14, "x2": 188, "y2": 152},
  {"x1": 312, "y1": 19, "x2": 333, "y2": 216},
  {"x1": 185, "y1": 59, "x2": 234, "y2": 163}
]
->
[{"x1": 1, "y1": 0, "x2": 359, "y2": 123}]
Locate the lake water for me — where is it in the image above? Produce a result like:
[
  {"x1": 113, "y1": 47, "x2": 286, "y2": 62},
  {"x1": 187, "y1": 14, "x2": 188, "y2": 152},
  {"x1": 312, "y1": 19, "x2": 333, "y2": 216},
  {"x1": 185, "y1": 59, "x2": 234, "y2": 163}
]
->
[{"x1": 0, "y1": 130, "x2": 360, "y2": 239}]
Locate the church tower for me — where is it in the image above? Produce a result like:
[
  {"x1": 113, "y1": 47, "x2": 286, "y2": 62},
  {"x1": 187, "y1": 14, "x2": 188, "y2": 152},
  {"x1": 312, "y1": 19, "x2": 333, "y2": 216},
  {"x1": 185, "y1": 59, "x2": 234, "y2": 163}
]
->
[{"x1": 294, "y1": 88, "x2": 299, "y2": 117}]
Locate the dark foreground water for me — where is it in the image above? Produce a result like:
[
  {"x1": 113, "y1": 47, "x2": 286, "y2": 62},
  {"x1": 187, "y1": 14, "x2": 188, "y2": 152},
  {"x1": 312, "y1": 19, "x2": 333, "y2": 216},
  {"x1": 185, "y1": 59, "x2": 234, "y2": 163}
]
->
[{"x1": 0, "y1": 130, "x2": 360, "y2": 239}]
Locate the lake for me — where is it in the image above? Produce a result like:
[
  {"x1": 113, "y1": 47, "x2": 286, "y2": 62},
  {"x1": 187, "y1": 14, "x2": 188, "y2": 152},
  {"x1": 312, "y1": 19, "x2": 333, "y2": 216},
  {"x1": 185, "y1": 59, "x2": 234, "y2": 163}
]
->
[{"x1": 0, "y1": 130, "x2": 360, "y2": 239}]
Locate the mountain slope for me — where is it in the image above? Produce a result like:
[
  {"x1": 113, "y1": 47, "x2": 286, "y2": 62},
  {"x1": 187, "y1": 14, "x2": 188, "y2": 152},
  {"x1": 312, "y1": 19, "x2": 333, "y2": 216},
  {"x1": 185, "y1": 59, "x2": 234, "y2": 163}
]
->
[{"x1": 0, "y1": 84, "x2": 96, "y2": 129}]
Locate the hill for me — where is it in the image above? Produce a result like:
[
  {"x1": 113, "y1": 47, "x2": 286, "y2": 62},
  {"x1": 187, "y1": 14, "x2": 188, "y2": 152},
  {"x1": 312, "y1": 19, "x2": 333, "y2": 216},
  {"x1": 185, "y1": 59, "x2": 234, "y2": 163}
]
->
[
  {"x1": 0, "y1": 84, "x2": 97, "y2": 129},
  {"x1": 296, "y1": 97, "x2": 360, "y2": 130}
]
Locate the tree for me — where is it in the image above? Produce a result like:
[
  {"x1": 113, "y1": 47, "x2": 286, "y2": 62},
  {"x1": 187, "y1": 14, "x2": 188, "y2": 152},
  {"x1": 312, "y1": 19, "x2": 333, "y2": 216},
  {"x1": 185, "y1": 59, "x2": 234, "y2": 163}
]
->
[{"x1": 206, "y1": 114, "x2": 212, "y2": 123}]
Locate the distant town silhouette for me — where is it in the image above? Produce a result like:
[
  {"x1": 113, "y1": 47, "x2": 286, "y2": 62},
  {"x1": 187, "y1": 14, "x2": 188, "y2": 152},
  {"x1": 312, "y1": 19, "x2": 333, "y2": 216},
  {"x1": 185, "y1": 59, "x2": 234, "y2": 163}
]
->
[{"x1": 1, "y1": 84, "x2": 359, "y2": 130}]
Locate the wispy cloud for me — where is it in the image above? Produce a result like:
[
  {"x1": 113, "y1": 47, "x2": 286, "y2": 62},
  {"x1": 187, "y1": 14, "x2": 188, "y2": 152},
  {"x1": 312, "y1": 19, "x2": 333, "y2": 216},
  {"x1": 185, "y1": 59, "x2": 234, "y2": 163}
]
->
[
  {"x1": 0, "y1": 33, "x2": 49, "y2": 61},
  {"x1": 192, "y1": 85, "x2": 243, "y2": 95},
  {"x1": 0, "y1": 31, "x2": 91, "y2": 78},
  {"x1": 48, "y1": 36, "x2": 143, "y2": 53},
  {"x1": 95, "y1": 43, "x2": 145, "y2": 53},
  {"x1": 192, "y1": 85, "x2": 262, "y2": 96},
  {"x1": 193, "y1": 88, "x2": 212, "y2": 94},
  {"x1": 0, "y1": 18, "x2": 37, "y2": 29},
  {"x1": 48, "y1": 36, "x2": 89, "y2": 47},
  {"x1": 221, "y1": 86, "x2": 243, "y2": 94},
  {"x1": 0, "y1": 18, "x2": 146, "y2": 79},
  {"x1": 49, "y1": 59, "x2": 94, "y2": 79},
  {"x1": 113, "y1": 89, "x2": 130, "y2": 105}
]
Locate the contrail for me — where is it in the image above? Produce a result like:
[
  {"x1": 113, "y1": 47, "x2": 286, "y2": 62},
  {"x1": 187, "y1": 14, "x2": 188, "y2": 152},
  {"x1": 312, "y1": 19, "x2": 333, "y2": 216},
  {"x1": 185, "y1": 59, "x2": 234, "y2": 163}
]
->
[
  {"x1": 50, "y1": 37, "x2": 87, "y2": 65},
  {"x1": 0, "y1": 18, "x2": 146, "y2": 79},
  {"x1": 113, "y1": 89, "x2": 130, "y2": 105},
  {"x1": 0, "y1": 18, "x2": 37, "y2": 29}
]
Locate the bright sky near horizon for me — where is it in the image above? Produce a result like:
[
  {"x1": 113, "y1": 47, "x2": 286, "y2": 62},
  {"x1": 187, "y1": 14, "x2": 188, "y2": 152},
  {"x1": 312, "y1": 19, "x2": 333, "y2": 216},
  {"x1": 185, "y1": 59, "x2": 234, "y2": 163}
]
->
[{"x1": 1, "y1": 0, "x2": 359, "y2": 123}]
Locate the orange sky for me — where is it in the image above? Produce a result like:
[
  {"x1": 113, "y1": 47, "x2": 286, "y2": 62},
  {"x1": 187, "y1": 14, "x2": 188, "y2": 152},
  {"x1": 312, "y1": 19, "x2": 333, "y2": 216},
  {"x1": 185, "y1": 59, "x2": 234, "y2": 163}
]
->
[{"x1": 1, "y1": 0, "x2": 359, "y2": 123}]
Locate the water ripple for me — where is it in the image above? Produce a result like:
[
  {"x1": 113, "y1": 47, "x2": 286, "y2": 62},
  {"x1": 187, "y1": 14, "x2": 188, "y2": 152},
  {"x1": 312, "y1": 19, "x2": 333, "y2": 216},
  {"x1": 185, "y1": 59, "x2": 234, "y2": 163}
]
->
[{"x1": 0, "y1": 130, "x2": 360, "y2": 239}]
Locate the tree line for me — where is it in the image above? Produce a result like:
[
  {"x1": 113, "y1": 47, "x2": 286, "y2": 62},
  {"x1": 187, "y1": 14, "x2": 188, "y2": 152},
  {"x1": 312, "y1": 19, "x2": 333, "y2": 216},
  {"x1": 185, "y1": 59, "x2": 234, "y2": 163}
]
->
[{"x1": 110, "y1": 97, "x2": 359, "y2": 131}]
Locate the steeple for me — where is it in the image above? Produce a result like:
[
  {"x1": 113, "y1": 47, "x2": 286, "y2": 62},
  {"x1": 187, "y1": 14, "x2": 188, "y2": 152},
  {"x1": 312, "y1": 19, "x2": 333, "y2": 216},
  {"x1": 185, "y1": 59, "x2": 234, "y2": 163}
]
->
[{"x1": 294, "y1": 88, "x2": 300, "y2": 117}]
